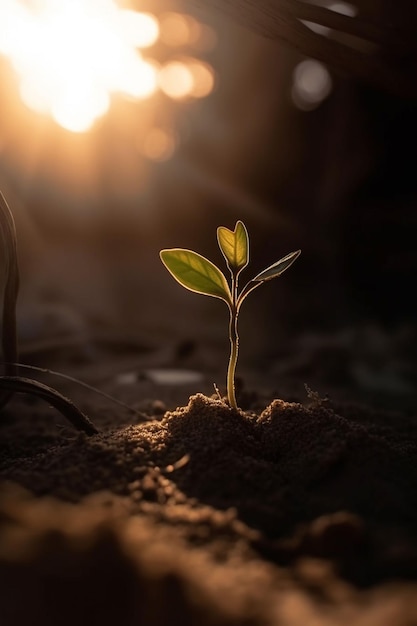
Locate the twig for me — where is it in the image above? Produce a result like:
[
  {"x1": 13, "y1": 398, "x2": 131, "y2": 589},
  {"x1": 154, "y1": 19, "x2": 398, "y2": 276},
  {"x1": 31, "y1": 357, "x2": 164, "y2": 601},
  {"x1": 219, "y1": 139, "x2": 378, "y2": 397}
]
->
[
  {"x1": 0, "y1": 376, "x2": 98, "y2": 435},
  {"x1": 0, "y1": 191, "x2": 19, "y2": 409},
  {"x1": 7, "y1": 362, "x2": 143, "y2": 416},
  {"x1": 0, "y1": 191, "x2": 99, "y2": 435},
  {"x1": 189, "y1": 0, "x2": 417, "y2": 98},
  {"x1": 284, "y1": 0, "x2": 409, "y2": 50}
]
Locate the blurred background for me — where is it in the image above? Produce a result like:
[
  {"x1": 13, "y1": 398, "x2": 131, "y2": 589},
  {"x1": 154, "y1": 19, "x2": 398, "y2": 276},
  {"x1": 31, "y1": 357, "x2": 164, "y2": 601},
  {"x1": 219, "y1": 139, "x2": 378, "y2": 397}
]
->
[{"x1": 1, "y1": 0, "x2": 416, "y2": 404}]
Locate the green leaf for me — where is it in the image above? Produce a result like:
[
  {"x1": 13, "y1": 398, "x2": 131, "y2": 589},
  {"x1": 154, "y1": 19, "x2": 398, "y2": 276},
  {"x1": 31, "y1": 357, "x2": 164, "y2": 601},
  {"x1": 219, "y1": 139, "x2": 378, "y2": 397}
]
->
[
  {"x1": 253, "y1": 249, "x2": 301, "y2": 282},
  {"x1": 160, "y1": 248, "x2": 232, "y2": 305},
  {"x1": 217, "y1": 221, "x2": 249, "y2": 275},
  {"x1": 237, "y1": 249, "x2": 301, "y2": 310}
]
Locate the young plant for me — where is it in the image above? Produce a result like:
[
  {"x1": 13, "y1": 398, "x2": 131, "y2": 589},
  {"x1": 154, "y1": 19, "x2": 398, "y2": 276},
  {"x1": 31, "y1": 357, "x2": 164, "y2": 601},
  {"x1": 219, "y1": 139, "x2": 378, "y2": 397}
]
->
[{"x1": 160, "y1": 221, "x2": 300, "y2": 409}]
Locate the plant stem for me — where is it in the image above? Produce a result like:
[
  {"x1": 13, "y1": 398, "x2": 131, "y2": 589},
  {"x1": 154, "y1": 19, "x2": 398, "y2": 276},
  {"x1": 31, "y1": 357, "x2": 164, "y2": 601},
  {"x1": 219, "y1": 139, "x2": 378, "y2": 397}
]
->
[{"x1": 227, "y1": 274, "x2": 239, "y2": 409}]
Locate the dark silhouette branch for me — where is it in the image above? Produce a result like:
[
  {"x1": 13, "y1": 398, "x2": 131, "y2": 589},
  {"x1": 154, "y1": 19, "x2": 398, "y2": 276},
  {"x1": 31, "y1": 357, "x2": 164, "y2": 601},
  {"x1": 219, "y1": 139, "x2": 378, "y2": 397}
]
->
[{"x1": 189, "y1": 0, "x2": 417, "y2": 98}]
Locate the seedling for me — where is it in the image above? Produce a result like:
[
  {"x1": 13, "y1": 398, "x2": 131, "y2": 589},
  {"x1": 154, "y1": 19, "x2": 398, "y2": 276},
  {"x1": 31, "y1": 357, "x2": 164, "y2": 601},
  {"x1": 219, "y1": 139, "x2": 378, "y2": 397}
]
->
[{"x1": 160, "y1": 221, "x2": 300, "y2": 409}]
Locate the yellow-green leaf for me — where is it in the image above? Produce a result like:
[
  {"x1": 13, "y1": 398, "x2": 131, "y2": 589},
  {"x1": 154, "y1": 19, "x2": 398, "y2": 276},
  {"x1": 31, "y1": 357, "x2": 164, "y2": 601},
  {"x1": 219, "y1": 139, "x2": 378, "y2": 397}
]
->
[
  {"x1": 160, "y1": 248, "x2": 232, "y2": 305},
  {"x1": 217, "y1": 221, "x2": 249, "y2": 275}
]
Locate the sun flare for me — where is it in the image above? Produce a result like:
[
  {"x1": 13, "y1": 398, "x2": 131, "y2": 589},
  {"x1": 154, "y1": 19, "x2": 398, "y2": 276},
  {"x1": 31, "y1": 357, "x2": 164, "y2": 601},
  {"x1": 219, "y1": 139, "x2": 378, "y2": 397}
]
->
[{"x1": 0, "y1": 0, "x2": 163, "y2": 132}]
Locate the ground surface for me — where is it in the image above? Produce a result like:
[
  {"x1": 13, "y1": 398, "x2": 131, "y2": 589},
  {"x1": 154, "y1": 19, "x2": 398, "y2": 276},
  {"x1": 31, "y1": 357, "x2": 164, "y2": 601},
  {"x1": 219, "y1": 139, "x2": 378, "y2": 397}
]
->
[{"x1": 1, "y1": 334, "x2": 417, "y2": 626}]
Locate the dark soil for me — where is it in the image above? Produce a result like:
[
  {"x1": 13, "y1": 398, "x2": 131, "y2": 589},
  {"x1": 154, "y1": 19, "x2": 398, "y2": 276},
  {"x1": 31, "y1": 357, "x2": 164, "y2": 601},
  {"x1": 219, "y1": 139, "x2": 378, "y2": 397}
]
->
[{"x1": 1, "y1": 359, "x2": 417, "y2": 626}]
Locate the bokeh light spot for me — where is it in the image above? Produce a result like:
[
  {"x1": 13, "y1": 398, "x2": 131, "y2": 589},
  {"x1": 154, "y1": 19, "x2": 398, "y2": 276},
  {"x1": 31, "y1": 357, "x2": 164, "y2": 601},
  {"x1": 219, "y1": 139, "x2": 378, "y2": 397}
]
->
[
  {"x1": 159, "y1": 13, "x2": 192, "y2": 47},
  {"x1": 158, "y1": 62, "x2": 195, "y2": 100},
  {"x1": 119, "y1": 10, "x2": 159, "y2": 48},
  {"x1": 188, "y1": 61, "x2": 215, "y2": 98},
  {"x1": 291, "y1": 59, "x2": 333, "y2": 110},
  {"x1": 142, "y1": 128, "x2": 176, "y2": 161}
]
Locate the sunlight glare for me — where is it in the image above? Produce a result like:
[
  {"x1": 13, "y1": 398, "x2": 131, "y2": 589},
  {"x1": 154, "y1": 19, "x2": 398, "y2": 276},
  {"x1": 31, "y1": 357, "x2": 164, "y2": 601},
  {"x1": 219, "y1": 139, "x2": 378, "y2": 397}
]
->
[{"x1": 0, "y1": 0, "x2": 159, "y2": 132}]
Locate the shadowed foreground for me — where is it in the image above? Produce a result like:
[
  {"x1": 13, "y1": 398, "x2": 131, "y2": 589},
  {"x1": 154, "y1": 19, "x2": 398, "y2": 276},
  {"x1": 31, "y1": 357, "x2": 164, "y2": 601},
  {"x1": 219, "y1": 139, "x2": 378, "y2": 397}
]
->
[{"x1": 1, "y1": 390, "x2": 417, "y2": 625}]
